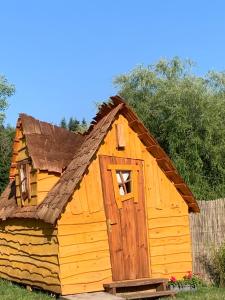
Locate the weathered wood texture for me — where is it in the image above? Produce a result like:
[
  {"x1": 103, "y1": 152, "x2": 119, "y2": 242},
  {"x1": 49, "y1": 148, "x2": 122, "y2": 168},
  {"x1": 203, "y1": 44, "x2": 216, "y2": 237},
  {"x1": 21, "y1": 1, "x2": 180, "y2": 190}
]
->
[
  {"x1": 14, "y1": 126, "x2": 60, "y2": 206},
  {"x1": 11, "y1": 113, "x2": 85, "y2": 174},
  {"x1": 13, "y1": 125, "x2": 37, "y2": 206},
  {"x1": 0, "y1": 219, "x2": 60, "y2": 293},
  {"x1": 10, "y1": 123, "x2": 23, "y2": 180},
  {"x1": 58, "y1": 114, "x2": 192, "y2": 295},
  {"x1": 190, "y1": 199, "x2": 225, "y2": 280}
]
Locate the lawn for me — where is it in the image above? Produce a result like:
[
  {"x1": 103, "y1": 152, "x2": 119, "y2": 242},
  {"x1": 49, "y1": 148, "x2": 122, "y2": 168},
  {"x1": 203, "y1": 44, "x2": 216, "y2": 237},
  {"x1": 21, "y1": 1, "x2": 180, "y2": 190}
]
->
[
  {"x1": 164, "y1": 287, "x2": 225, "y2": 299},
  {"x1": 0, "y1": 279, "x2": 56, "y2": 300},
  {"x1": 1, "y1": 280, "x2": 225, "y2": 300}
]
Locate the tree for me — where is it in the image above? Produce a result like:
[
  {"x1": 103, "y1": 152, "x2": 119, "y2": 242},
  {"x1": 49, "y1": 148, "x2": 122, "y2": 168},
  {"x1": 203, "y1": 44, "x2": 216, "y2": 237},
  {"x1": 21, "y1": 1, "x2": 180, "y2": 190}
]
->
[
  {"x1": 0, "y1": 126, "x2": 15, "y2": 194},
  {"x1": 81, "y1": 118, "x2": 87, "y2": 130},
  {"x1": 0, "y1": 75, "x2": 15, "y2": 126},
  {"x1": 114, "y1": 57, "x2": 225, "y2": 199},
  {"x1": 60, "y1": 117, "x2": 67, "y2": 129},
  {"x1": 0, "y1": 75, "x2": 15, "y2": 194},
  {"x1": 68, "y1": 117, "x2": 80, "y2": 132},
  {"x1": 59, "y1": 117, "x2": 88, "y2": 133}
]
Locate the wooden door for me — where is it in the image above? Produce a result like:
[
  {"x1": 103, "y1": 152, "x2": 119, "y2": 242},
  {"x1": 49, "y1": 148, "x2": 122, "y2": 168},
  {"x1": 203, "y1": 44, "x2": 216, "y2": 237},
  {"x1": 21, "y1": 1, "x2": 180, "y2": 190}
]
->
[{"x1": 99, "y1": 155, "x2": 149, "y2": 281}]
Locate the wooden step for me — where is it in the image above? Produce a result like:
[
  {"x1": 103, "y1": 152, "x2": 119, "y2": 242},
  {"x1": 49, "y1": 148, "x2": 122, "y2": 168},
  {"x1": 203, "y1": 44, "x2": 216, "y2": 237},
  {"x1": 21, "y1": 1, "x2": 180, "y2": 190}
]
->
[
  {"x1": 117, "y1": 290, "x2": 175, "y2": 299},
  {"x1": 104, "y1": 278, "x2": 168, "y2": 289},
  {"x1": 104, "y1": 278, "x2": 170, "y2": 296}
]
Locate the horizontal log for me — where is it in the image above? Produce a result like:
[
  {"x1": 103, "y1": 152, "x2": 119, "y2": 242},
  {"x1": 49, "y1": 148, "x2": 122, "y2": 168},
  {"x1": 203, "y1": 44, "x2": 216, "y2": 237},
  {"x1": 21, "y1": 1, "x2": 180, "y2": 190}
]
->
[
  {"x1": 59, "y1": 240, "x2": 109, "y2": 258},
  {"x1": 59, "y1": 250, "x2": 110, "y2": 264},
  {"x1": 60, "y1": 256, "x2": 111, "y2": 279},
  {"x1": 58, "y1": 230, "x2": 108, "y2": 246},
  {"x1": 58, "y1": 222, "x2": 107, "y2": 236}
]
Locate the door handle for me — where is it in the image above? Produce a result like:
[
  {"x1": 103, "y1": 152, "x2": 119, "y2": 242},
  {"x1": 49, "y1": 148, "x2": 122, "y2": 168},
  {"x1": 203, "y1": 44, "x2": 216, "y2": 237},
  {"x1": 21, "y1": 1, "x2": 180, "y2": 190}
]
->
[{"x1": 107, "y1": 219, "x2": 117, "y2": 232}]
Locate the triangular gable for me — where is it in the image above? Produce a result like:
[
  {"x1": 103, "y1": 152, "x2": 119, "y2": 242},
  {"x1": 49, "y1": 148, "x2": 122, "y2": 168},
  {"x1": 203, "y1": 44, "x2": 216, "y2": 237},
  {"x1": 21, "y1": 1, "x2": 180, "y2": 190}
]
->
[{"x1": 37, "y1": 96, "x2": 199, "y2": 223}]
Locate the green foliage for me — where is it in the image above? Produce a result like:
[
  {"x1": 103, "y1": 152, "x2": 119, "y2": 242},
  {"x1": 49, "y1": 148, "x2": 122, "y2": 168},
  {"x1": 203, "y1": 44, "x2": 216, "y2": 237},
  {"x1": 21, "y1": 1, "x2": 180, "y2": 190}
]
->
[
  {"x1": 59, "y1": 117, "x2": 88, "y2": 133},
  {"x1": 114, "y1": 57, "x2": 225, "y2": 199},
  {"x1": 211, "y1": 243, "x2": 225, "y2": 287},
  {"x1": 68, "y1": 117, "x2": 80, "y2": 132},
  {"x1": 168, "y1": 272, "x2": 206, "y2": 288},
  {"x1": 60, "y1": 117, "x2": 67, "y2": 129},
  {"x1": 0, "y1": 126, "x2": 15, "y2": 194},
  {"x1": 0, "y1": 75, "x2": 15, "y2": 195},
  {"x1": 0, "y1": 75, "x2": 15, "y2": 126}
]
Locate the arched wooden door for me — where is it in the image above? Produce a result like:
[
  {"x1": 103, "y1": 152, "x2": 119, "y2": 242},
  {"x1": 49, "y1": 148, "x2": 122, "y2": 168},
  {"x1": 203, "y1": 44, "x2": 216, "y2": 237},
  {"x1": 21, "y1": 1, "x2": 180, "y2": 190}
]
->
[{"x1": 99, "y1": 155, "x2": 150, "y2": 281}]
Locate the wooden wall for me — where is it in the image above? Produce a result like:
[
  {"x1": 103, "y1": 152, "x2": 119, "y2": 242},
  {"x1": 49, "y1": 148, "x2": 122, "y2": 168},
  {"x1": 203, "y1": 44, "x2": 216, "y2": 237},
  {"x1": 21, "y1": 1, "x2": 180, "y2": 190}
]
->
[
  {"x1": 13, "y1": 126, "x2": 60, "y2": 206},
  {"x1": 0, "y1": 219, "x2": 60, "y2": 293},
  {"x1": 57, "y1": 157, "x2": 112, "y2": 295},
  {"x1": 0, "y1": 126, "x2": 62, "y2": 294},
  {"x1": 14, "y1": 126, "x2": 38, "y2": 206},
  {"x1": 58, "y1": 114, "x2": 192, "y2": 295},
  {"x1": 37, "y1": 172, "x2": 60, "y2": 205}
]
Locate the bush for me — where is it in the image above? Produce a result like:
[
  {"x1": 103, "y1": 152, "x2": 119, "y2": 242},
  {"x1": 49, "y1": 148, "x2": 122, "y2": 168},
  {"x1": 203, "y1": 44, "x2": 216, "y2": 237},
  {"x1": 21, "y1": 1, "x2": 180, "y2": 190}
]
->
[{"x1": 212, "y1": 243, "x2": 225, "y2": 287}]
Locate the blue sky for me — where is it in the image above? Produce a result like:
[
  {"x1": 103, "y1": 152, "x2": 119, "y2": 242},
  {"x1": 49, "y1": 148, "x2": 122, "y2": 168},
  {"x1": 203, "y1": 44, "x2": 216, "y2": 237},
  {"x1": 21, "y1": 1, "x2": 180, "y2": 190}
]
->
[{"x1": 1, "y1": 0, "x2": 225, "y2": 126}]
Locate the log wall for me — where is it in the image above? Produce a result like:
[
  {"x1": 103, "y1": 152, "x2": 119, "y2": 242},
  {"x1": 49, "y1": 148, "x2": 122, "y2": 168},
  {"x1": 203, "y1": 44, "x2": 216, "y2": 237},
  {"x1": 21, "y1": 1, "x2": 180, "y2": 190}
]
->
[
  {"x1": 0, "y1": 219, "x2": 61, "y2": 293},
  {"x1": 57, "y1": 157, "x2": 111, "y2": 295}
]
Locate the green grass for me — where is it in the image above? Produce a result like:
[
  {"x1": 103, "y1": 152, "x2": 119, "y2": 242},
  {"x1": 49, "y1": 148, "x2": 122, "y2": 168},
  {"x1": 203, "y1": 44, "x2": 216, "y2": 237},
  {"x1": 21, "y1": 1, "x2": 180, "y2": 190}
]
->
[
  {"x1": 0, "y1": 279, "x2": 56, "y2": 300},
  {"x1": 1, "y1": 279, "x2": 225, "y2": 300},
  {"x1": 164, "y1": 287, "x2": 225, "y2": 300}
]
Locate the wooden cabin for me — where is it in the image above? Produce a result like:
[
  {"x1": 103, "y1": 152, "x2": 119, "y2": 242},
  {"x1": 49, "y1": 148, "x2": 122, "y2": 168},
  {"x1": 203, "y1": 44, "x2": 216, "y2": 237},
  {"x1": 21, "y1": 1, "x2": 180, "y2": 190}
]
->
[{"x1": 0, "y1": 96, "x2": 199, "y2": 296}]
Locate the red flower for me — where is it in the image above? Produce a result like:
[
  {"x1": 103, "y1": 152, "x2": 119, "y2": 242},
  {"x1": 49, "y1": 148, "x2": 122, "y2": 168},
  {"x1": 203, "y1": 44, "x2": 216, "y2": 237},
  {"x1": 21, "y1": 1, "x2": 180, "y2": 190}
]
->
[
  {"x1": 170, "y1": 276, "x2": 177, "y2": 282},
  {"x1": 184, "y1": 271, "x2": 192, "y2": 279}
]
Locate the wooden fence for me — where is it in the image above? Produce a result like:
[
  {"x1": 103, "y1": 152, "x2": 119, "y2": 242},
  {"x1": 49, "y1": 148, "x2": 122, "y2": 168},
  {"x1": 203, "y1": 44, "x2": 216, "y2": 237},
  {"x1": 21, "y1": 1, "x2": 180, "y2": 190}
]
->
[{"x1": 189, "y1": 199, "x2": 225, "y2": 280}]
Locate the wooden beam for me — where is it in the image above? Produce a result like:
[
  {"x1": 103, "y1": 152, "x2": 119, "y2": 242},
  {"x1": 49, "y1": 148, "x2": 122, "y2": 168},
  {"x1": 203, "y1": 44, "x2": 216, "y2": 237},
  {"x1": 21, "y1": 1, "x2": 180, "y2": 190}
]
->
[{"x1": 116, "y1": 124, "x2": 125, "y2": 149}]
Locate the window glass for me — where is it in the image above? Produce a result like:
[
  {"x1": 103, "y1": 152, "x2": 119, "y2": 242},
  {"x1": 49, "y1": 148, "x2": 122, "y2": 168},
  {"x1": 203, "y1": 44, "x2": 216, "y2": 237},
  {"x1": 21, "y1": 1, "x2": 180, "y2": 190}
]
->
[
  {"x1": 20, "y1": 165, "x2": 26, "y2": 193},
  {"x1": 19, "y1": 164, "x2": 29, "y2": 200},
  {"x1": 116, "y1": 170, "x2": 132, "y2": 196}
]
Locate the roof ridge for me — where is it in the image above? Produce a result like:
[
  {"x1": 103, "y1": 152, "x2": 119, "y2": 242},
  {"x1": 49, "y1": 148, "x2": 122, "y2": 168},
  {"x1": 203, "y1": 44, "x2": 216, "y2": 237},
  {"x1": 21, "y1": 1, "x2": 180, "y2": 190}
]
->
[
  {"x1": 19, "y1": 113, "x2": 83, "y2": 137},
  {"x1": 85, "y1": 98, "x2": 125, "y2": 135}
]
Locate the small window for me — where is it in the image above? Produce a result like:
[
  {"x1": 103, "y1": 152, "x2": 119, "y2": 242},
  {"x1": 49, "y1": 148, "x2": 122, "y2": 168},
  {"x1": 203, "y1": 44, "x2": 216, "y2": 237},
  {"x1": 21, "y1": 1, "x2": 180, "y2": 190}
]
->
[
  {"x1": 116, "y1": 170, "x2": 132, "y2": 195},
  {"x1": 108, "y1": 164, "x2": 140, "y2": 209},
  {"x1": 18, "y1": 163, "x2": 30, "y2": 201}
]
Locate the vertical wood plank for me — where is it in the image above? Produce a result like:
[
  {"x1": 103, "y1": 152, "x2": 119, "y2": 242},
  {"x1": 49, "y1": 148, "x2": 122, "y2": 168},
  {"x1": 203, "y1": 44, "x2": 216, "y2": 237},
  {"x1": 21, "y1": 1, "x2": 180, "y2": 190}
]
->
[
  {"x1": 99, "y1": 156, "x2": 125, "y2": 281},
  {"x1": 116, "y1": 124, "x2": 126, "y2": 149},
  {"x1": 99, "y1": 155, "x2": 149, "y2": 280}
]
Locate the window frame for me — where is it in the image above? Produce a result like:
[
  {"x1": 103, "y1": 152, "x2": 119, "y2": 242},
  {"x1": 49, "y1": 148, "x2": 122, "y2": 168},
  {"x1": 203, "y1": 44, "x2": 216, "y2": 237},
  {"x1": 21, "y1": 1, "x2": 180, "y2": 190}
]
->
[
  {"x1": 116, "y1": 170, "x2": 132, "y2": 196},
  {"x1": 108, "y1": 164, "x2": 139, "y2": 208},
  {"x1": 17, "y1": 159, "x2": 31, "y2": 204}
]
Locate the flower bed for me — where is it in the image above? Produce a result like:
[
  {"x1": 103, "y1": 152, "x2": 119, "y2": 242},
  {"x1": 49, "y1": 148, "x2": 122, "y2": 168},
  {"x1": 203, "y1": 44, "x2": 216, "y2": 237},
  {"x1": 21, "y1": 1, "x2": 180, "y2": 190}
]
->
[{"x1": 168, "y1": 271, "x2": 204, "y2": 292}]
